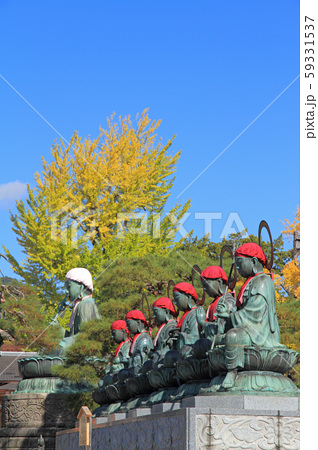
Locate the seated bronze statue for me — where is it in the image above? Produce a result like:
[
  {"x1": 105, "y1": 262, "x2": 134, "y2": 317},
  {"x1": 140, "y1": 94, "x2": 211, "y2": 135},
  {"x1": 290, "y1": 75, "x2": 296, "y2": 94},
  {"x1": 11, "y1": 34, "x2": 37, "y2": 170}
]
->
[
  {"x1": 169, "y1": 282, "x2": 203, "y2": 350},
  {"x1": 103, "y1": 320, "x2": 131, "y2": 385},
  {"x1": 151, "y1": 296, "x2": 179, "y2": 361},
  {"x1": 103, "y1": 310, "x2": 153, "y2": 402},
  {"x1": 212, "y1": 243, "x2": 290, "y2": 389},
  {"x1": 173, "y1": 266, "x2": 236, "y2": 384},
  {"x1": 199, "y1": 265, "x2": 236, "y2": 340},
  {"x1": 126, "y1": 297, "x2": 179, "y2": 397}
]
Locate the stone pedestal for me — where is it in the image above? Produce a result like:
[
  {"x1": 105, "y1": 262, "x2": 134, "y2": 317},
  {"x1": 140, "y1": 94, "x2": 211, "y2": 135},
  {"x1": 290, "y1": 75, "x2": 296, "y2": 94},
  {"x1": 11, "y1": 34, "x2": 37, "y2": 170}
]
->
[
  {"x1": 0, "y1": 393, "x2": 77, "y2": 449},
  {"x1": 56, "y1": 394, "x2": 300, "y2": 449}
]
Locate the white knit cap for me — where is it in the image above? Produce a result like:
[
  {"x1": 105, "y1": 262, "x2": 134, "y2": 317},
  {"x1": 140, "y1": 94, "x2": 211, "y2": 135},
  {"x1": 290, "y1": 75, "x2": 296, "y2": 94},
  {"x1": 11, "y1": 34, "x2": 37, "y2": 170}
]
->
[{"x1": 65, "y1": 268, "x2": 94, "y2": 292}]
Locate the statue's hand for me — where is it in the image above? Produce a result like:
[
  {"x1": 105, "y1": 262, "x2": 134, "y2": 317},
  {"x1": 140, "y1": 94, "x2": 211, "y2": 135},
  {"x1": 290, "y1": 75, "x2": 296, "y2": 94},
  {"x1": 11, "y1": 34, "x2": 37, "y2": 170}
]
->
[
  {"x1": 216, "y1": 302, "x2": 230, "y2": 318},
  {"x1": 168, "y1": 327, "x2": 180, "y2": 339},
  {"x1": 196, "y1": 305, "x2": 206, "y2": 328}
]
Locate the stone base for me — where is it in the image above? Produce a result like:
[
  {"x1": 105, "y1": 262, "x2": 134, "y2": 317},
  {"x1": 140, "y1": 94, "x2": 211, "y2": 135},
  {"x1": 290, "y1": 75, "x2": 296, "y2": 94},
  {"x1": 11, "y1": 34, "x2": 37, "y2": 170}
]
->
[
  {"x1": 0, "y1": 427, "x2": 57, "y2": 450},
  {"x1": 0, "y1": 393, "x2": 77, "y2": 449},
  {"x1": 56, "y1": 394, "x2": 300, "y2": 449},
  {"x1": 15, "y1": 376, "x2": 91, "y2": 394}
]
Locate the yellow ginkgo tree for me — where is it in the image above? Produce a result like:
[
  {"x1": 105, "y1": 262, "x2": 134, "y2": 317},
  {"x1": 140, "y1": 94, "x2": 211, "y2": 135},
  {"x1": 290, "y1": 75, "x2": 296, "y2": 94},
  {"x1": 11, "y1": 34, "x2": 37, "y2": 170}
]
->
[
  {"x1": 275, "y1": 207, "x2": 300, "y2": 300},
  {"x1": 3, "y1": 110, "x2": 191, "y2": 304}
]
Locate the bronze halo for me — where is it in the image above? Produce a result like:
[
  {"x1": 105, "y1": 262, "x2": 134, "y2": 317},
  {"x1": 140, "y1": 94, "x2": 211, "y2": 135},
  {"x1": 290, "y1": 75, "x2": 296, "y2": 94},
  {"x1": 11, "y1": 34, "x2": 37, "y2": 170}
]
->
[
  {"x1": 220, "y1": 245, "x2": 237, "y2": 291},
  {"x1": 191, "y1": 264, "x2": 205, "y2": 306},
  {"x1": 258, "y1": 220, "x2": 274, "y2": 271},
  {"x1": 167, "y1": 279, "x2": 179, "y2": 317},
  {"x1": 141, "y1": 292, "x2": 152, "y2": 328}
]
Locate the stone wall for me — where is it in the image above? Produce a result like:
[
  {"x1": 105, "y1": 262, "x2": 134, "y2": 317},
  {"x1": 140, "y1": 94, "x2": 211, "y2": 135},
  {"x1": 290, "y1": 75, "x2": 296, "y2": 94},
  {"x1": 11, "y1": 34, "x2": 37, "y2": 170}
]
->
[{"x1": 56, "y1": 395, "x2": 300, "y2": 450}]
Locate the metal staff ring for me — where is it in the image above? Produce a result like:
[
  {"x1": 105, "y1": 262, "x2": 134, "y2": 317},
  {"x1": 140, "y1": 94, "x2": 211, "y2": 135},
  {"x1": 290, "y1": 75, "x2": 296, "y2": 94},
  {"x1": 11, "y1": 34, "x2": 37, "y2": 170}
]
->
[
  {"x1": 167, "y1": 279, "x2": 179, "y2": 317},
  {"x1": 191, "y1": 264, "x2": 205, "y2": 306},
  {"x1": 141, "y1": 292, "x2": 152, "y2": 328},
  {"x1": 258, "y1": 220, "x2": 274, "y2": 271},
  {"x1": 220, "y1": 245, "x2": 237, "y2": 291},
  {"x1": 167, "y1": 279, "x2": 175, "y2": 300}
]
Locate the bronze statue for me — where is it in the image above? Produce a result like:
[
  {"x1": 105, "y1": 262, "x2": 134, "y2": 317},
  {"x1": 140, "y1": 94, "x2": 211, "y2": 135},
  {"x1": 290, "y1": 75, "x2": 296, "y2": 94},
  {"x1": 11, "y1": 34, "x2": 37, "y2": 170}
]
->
[
  {"x1": 152, "y1": 296, "x2": 178, "y2": 355},
  {"x1": 57, "y1": 268, "x2": 101, "y2": 354},
  {"x1": 104, "y1": 320, "x2": 131, "y2": 379},
  {"x1": 215, "y1": 243, "x2": 285, "y2": 388},
  {"x1": 169, "y1": 282, "x2": 203, "y2": 350}
]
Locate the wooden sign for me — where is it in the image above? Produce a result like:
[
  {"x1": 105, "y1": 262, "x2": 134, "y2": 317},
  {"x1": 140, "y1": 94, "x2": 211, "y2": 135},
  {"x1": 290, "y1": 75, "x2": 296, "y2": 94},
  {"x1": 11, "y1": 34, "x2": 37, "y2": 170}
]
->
[{"x1": 77, "y1": 406, "x2": 92, "y2": 448}]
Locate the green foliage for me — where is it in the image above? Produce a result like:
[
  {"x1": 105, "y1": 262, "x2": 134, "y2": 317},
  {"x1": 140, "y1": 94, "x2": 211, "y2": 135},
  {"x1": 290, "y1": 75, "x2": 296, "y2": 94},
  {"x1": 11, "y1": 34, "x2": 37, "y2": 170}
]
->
[
  {"x1": 64, "y1": 392, "x2": 99, "y2": 417},
  {"x1": 276, "y1": 296, "x2": 300, "y2": 387},
  {"x1": 3, "y1": 110, "x2": 191, "y2": 305},
  {"x1": 180, "y1": 231, "x2": 291, "y2": 274},
  {"x1": 0, "y1": 280, "x2": 62, "y2": 352}
]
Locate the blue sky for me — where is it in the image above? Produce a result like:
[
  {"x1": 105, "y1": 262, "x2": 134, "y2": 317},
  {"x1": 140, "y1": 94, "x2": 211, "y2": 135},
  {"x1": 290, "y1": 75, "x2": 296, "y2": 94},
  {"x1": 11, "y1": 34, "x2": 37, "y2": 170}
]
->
[{"x1": 0, "y1": 1, "x2": 300, "y2": 279}]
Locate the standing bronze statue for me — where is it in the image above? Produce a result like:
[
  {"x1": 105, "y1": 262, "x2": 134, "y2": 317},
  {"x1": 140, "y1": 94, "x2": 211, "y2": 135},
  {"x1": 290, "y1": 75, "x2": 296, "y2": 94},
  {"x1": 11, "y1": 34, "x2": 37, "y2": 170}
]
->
[{"x1": 57, "y1": 268, "x2": 101, "y2": 354}]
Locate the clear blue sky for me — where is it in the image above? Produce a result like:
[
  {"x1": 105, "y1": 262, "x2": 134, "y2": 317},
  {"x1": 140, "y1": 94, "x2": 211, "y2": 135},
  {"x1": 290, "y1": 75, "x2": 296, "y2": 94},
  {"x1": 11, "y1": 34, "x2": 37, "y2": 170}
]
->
[{"x1": 0, "y1": 0, "x2": 299, "y2": 279}]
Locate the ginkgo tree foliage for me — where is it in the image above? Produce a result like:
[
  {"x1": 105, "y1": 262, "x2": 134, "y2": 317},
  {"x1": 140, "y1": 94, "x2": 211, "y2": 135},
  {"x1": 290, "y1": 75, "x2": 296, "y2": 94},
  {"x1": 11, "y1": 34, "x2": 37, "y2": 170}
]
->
[
  {"x1": 3, "y1": 110, "x2": 191, "y2": 304},
  {"x1": 275, "y1": 207, "x2": 300, "y2": 300}
]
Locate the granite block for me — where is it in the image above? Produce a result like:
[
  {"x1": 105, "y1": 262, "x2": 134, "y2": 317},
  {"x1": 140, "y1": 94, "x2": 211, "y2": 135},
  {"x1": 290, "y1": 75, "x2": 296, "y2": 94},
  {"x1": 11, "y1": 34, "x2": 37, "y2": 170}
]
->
[
  {"x1": 127, "y1": 407, "x2": 152, "y2": 418},
  {"x1": 151, "y1": 402, "x2": 180, "y2": 414},
  {"x1": 243, "y1": 395, "x2": 299, "y2": 411},
  {"x1": 182, "y1": 394, "x2": 244, "y2": 409}
]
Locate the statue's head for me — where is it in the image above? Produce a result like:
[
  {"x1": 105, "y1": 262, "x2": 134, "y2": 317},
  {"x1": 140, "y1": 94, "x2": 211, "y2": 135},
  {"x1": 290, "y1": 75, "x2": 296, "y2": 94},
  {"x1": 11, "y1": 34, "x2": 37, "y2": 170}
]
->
[
  {"x1": 200, "y1": 266, "x2": 228, "y2": 298},
  {"x1": 125, "y1": 310, "x2": 148, "y2": 336},
  {"x1": 65, "y1": 268, "x2": 93, "y2": 303},
  {"x1": 172, "y1": 282, "x2": 198, "y2": 312},
  {"x1": 235, "y1": 243, "x2": 267, "y2": 278},
  {"x1": 152, "y1": 297, "x2": 178, "y2": 326},
  {"x1": 111, "y1": 320, "x2": 130, "y2": 344}
]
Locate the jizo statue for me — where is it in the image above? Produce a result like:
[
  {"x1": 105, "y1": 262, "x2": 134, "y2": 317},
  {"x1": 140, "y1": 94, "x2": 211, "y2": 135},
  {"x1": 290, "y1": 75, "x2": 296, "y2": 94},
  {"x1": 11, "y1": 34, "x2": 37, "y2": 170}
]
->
[
  {"x1": 55, "y1": 268, "x2": 101, "y2": 355},
  {"x1": 120, "y1": 310, "x2": 153, "y2": 379},
  {"x1": 109, "y1": 321, "x2": 131, "y2": 372},
  {"x1": 199, "y1": 266, "x2": 236, "y2": 340},
  {"x1": 170, "y1": 282, "x2": 203, "y2": 350},
  {"x1": 151, "y1": 297, "x2": 178, "y2": 357},
  {"x1": 215, "y1": 243, "x2": 285, "y2": 388}
]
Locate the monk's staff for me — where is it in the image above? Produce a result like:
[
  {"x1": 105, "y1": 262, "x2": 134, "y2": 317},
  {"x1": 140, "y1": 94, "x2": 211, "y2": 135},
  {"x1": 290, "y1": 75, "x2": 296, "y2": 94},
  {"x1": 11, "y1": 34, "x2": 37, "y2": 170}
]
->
[
  {"x1": 50, "y1": 293, "x2": 69, "y2": 323},
  {"x1": 211, "y1": 244, "x2": 237, "y2": 350}
]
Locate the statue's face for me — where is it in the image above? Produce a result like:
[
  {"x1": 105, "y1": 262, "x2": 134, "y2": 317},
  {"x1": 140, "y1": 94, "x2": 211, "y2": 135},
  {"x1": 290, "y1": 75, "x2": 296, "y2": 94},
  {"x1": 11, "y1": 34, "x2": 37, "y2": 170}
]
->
[
  {"x1": 235, "y1": 257, "x2": 253, "y2": 278},
  {"x1": 111, "y1": 329, "x2": 126, "y2": 344},
  {"x1": 152, "y1": 307, "x2": 166, "y2": 326},
  {"x1": 65, "y1": 279, "x2": 82, "y2": 303},
  {"x1": 173, "y1": 291, "x2": 189, "y2": 311},
  {"x1": 201, "y1": 278, "x2": 220, "y2": 297},
  {"x1": 126, "y1": 319, "x2": 139, "y2": 335}
]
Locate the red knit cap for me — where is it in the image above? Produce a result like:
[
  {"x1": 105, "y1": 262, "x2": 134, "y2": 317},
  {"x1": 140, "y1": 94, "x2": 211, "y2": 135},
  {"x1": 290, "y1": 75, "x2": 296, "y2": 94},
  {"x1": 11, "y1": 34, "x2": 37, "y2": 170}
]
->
[
  {"x1": 235, "y1": 243, "x2": 267, "y2": 266},
  {"x1": 152, "y1": 297, "x2": 178, "y2": 317},
  {"x1": 111, "y1": 320, "x2": 129, "y2": 334},
  {"x1": 125, "y1": 310, "x2": 147, "y2": 324},
  {"x1": 200, "y1": 266, "x2": 228, "y2": 282},
  {"x1": 173, "y1": 282, "x2": 198, "y2": 301}
]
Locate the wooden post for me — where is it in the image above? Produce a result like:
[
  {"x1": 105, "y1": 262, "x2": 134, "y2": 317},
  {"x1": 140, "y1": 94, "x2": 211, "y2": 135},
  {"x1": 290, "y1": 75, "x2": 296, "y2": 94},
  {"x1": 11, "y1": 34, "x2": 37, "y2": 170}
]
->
[{"x1": 77, "y1": 406, "x2": 92, "y2": 449}]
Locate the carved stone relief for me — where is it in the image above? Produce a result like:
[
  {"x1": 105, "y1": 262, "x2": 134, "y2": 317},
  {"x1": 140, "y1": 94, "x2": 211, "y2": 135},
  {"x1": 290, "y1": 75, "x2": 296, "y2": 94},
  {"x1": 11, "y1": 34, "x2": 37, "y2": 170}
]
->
[{"x1": 196, "y1": 414, "x2": 300, "y2": 450}]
